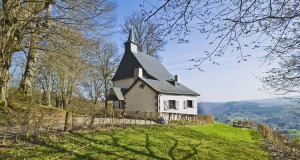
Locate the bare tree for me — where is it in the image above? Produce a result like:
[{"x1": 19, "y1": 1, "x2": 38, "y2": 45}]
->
[
  {"x1": 122, "y1": 12, "x2": 166, "y2": 58},
  {"x1": 98, "y1": 42, "x2": 119, "y2": 107},
  {"x1": 142, "y1": 0, "x2": 300, "y2": 67},
  {"x1": 262, "y1": 54, "x2": 300, "y2": 95},
  {"x1": 141, "y1": 0, "x2": 300, "y2": 97},
  {"x1": 1, "y1": 0, "x2": 116, "y2": 106},
  {"x1": 46, "y1": 29, "x2": 88, "y2": 109},
  {"x1": 82, "y1": 41, "x2": 119, "y2": 108}
]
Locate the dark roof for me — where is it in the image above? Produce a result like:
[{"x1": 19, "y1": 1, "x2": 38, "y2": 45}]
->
[
  {"x1": 107, "y1": 87, "x2": 127, "y2": 101},
  {"x1": 112, "y1": 30, "x2": 199, "y2": 96},
  {"x1": 134, "y1": 52, "x2": 173, "y2": 80},
  {"x1": 112, "y1": 51, "x2": 173, "y2": 81},
  {"x1": 140, "y1": 78, "x2": 199, "y2": 96}
]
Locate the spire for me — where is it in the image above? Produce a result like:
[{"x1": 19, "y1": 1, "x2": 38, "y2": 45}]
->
[
  {"x1": 124, "y1": 27, "x2": 138, "y2": 53},
  {"x1": 128, "y1": 27, "x2": 135, "y2": 43}
]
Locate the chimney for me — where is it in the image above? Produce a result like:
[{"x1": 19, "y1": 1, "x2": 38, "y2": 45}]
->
[
  {"x1": 175, "y1": 75, "x2": 180, "y2": 83},
  {"x1": 124, "y1": 28, "x2": 138, "y2": 53},
  {"x1": 134, "y1": 67, "x2": 143, "y2": 81}
]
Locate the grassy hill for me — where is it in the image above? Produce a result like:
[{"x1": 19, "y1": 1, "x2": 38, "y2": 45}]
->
[{"x1": 1, "y1": 124, "x2": 271, "y2": 160}]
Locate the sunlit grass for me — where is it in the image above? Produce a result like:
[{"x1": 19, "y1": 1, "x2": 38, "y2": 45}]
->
[
  {"x1": 1, "y1": 123, "x2": 271, "y2": 160},
  {"x1": 296, "y1": 138, "x2": 300, "y2": 144},
  {"x1": 287, "y1": 129, "x2": 300, "y2": 139}
]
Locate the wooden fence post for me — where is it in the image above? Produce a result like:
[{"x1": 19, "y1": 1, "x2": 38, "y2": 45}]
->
[
  {"x1": 129, "y1": 111, "x2": 132, "y2": 125},
  {"x1": 35, "y1": 109, "x2": 44, "y2": 135},
  {"x1": 64, "y1": 112, "x2": 70, "y2": 132},
  {"x1": 103, "y1": 111, "x2": 107, "y2": 128},
  {"x1": 144, "y1": 112, "x2": 147, "y2": 126},
  {"x1": 15, "y1": 110, "x2": 22, "y2": 142},
  {"x1": 122, "y1": 109, "x2": 126, "y2": 126},
  {"x1": 90, "y1": 114, "x2": 95, "y2": 128},
  {"x1": 135, "y1": 111, "x2": 139, "y2": 126},
  {"x1": 112, "y1": 109, "x2": 115, "y2": 126},
  {"x1": 2, "y1": 132, "x2": 6, "y2": 145},
  {"x1": 149, "y1": 112, "x2": 152, "y2": 125},
  {"x1": 26, "y1": 110, "x2": 33, "y2": 139},
  {"x1": 46, "y1": 110, "x2": 52, "y2": 135},
  {"x1": 168, "y1": 113, "x2": 171, "y2": 125}
]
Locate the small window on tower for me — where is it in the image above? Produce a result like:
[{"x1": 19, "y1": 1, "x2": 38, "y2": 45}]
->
[{"x1": 139, "y1": 83, "x2": 145, "y2": 89}]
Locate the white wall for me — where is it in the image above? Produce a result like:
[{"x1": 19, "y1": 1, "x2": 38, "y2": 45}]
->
[
  {"x1": 125, "y1": 80, "x2": 157, "y2": 112},
  {"x1": 113, "y1": 78, "x2": 134, "y2": 88},
  {"x1": 159, "y1": 94, "x2": 198, "y2": 115}
]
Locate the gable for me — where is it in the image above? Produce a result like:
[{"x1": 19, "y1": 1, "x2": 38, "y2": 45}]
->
[
  {"x1": 124, "y1": 79, "x2": 157, "y2": 112},
  {"x1": 125, "y1": 78, "x2": 157, "y2": 96}
]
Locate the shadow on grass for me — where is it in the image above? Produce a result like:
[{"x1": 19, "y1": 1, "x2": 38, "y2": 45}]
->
[{"x1": 0, "y1": 125, "x2": 270, "y2": 160}]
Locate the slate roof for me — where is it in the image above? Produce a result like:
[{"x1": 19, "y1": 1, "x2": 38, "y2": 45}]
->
[
  {"x1": 112, "y1": 29, "x2": 199, "y2": 96},
  {"x1": 134, "y1": 52, "x2": 174, "y2": 81},
  {"x1": 140, "y1": 78, "x2": 199, "y2": 96},
  {"x1": 112, "y1": 51, "x2": 173, "y2": 81},
  {"x1": 107, "y1": 87, "x2": 127, "y2": 101}
]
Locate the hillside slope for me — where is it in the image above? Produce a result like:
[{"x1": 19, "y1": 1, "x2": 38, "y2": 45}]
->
[{"x1": 1, "y1": 124, "x2": 271, "y2": 159}]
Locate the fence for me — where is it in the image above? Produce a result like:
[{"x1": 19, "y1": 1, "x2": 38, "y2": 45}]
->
[
  {"x1": 231, "y1": 120, "x2": 300, "y2": 159},
  {"x1": 0, "y1": 108, "x2": 214, "y2": 144},
  {"x1": 66, "y1": 110, "x2": 214, "y2": 130},
  {"x1": 257, "y1": 124, "x2": 300, "y2": 159}
]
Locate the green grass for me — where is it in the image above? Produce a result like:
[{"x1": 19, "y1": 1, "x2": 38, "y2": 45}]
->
[
  {"x1": 296, "y1": 138, "x2": 300, "y2": 144},
  {"x1": 1, "y1": 124, "x2": 271, "y2": 160},
  {"x1": 287, "y1": 129, "x2": 300, "y2": 138}
]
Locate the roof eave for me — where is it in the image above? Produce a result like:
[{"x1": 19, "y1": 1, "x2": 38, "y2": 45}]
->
[{"x1": 158, "y1": 91, "x2": 200, "y2": 96}]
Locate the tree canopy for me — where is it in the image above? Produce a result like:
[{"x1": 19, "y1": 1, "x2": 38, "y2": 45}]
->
[
  {"x1": 122, "y1": 12, "x2": 166, "y2": 58},
  {"x1": 1, "y1": 0, "x2": 116, "y2": 107},
  {"x1": 142, "y1": 0, "x2": 300, "y2": 66},
  {"x1": 142, "y1": 0, "x2": 300, "y2": 94}
]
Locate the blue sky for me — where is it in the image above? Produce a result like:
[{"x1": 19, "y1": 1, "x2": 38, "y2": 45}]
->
[{"x1": 111, "y1": 1, "x2": 300, "y2": 102}]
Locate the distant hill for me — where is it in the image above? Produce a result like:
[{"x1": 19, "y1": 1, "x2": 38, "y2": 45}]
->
[
  {"x1": 198, "y1": 97, "x2": 300, "y2": 138},
  {"x1": 198, "y1": 97, "x2": 299, "y2": 115}
]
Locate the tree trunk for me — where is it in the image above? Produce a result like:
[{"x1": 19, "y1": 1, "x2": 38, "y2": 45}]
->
[
  {"x1": 55, "y1": 76, "x2": 60, "y2": 107},
  {"x1": 64, "y1": 78, "x2": 74, "y2": 108},
  {"x1": 0, "y1": 61, "x2": 10, "y2": 108},
  {"x1": 104, "y1": 76, "x2": 107, "y2": 108},
  {"x1": 19, "y1": 42, "x2": 37, "y2": 96},
  {"x1": 47, "y1": 72, "x2": 52, "y2": 106},
  {"x1": 59, "y1": 74, "x2": 65, "y2": 109}
]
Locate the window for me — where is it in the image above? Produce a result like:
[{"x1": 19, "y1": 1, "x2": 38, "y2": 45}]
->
[
  {"x1": 164, "y1": 100, "x2": 179, "y2": 111},
  {"x1": 187, "y1": 100, "x2": 193, "y2": 108},
  {"x1": 169, "y1": 100, "x2": 176, "y2": 109},
  {"x1": 184, "y1": 100, "x2": 194, "y2": 109}
]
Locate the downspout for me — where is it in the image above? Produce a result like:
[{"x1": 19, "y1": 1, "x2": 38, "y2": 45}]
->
[{"x1": 157, "y1": 93, "x2": 162, "y2": 112}]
